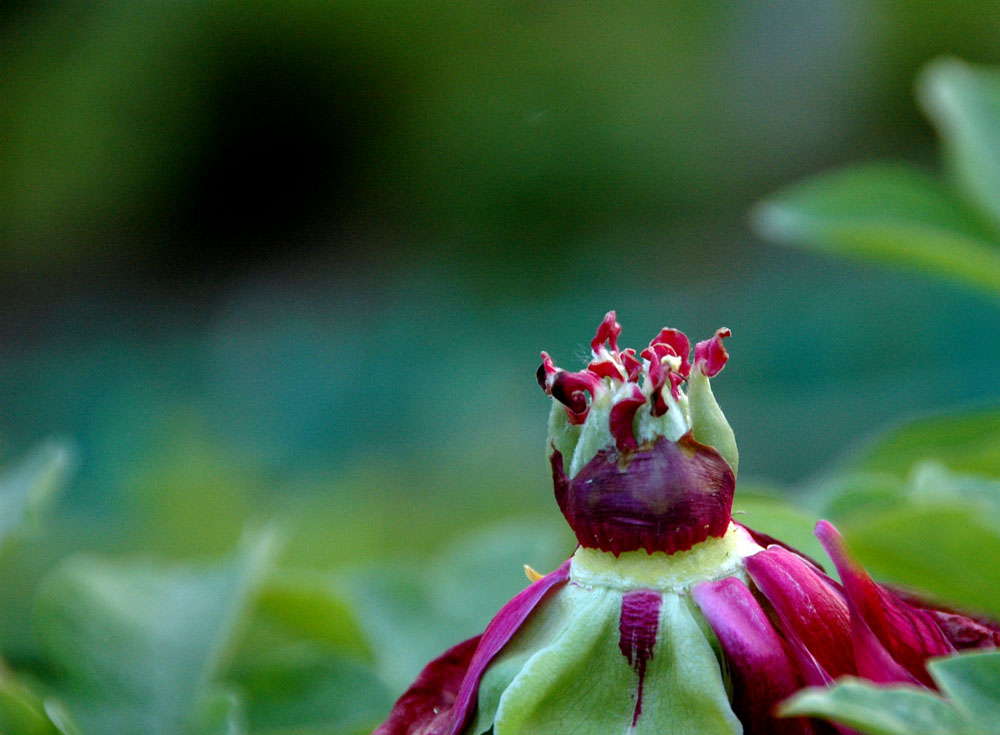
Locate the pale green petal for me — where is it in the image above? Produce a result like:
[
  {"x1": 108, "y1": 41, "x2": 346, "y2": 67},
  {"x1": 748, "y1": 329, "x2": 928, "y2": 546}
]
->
[{"x1": 470, "y1": 583, "x2": 741, "y2": 735}]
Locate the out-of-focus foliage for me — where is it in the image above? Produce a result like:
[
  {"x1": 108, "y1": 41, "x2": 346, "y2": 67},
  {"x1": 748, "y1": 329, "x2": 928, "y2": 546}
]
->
[
  {"x1": 755, "y1": 59, "x2": 1000, "y2": 298},
  {"x1": 0, "y1": 442, "x2": 72, "y2": 554},
  {"x1": 2, "y1": 3, "x2": 1000, "y2": 734}
]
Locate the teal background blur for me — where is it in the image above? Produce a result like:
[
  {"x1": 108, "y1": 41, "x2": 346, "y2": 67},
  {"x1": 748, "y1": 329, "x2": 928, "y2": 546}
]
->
[{"x1": 3, "y1": 1, "x2": 1000, "y2": 617}]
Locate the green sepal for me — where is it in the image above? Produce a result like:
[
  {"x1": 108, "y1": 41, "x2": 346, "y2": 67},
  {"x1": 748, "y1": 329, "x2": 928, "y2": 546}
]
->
[{"x1": 687, "y1": 370, "x2": 738, "y2": 476}]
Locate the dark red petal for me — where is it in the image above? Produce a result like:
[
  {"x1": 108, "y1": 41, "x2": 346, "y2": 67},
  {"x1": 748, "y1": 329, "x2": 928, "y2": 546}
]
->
[
  {"x1": 667, "y1": 370, "x2": 685, "y2": 400},
  {"x1": 536, "y1": 351, "x2": 558, "y2": 392},
  {"x1": 551, "y1": 370, "x2": 601, "y2": 424},
  {"x1": 550, "y1": 434, "x2": 734, "y2": 556},
  {"x1": 587, "y1": 358, "x2": 626, "y2": 381},
  {"x1": 926, "y1": 610, "x2": 1000, "y2": 649},
  {"x1": 694, "y1": 327, "x2": 731, "y2": 377},
  {"x1": 641, "y1": 348, "x2": 670, "y2": 417},
  {"x1": 885, "y1": 586, "x2": 1000, "y2": 650},
  {"x1": 746, "y1": 545, "x2": 855, "y2": 685},
  {"x1": 815, "y1": 521, "x2": 953, "y2": 687},
  {"x1": 621, "y1": 348, "x2": 642, "y2": 381},
  {"x1": 591, "y1": 310, "x2": 622, "y2": 352},
  {"x1": 609, "y1": 384, "x2": 647, "y2": 451},
  {"x1": 440, "y1": 560, "x2": 572, "y2": 735},
  {"x1": 373, "y1": 635, "x2": 481, "y2": 735},
  {"x1": 692, "y1": 578, "x2": 816, "y2": 735},
  {"x1": 648, "y1": 328, "x2": 691, "y2": 377}
]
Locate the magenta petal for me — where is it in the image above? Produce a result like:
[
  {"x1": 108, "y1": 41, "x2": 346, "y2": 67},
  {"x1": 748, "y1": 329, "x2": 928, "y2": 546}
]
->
[
  {"x1": 591, "y1": 310, "x2": 622, "y2": 352},
  {"x1": 694, "y1": 327, "x2": 731, "y2": 377},
  {"x1": 736, "y1": 523, "x2": 827, "y2": 574},
  {"x1": 693, "y1": 578, "x2": 816, "y2": 735},
  {"x1": 647, "y1": 327, "x2": 691, "y2": 376},
  {"x1": 609, "y1": 384, "x2": 646, "y2": 451},
  {"x1": 745, "y1": 545, "x2": 855, "y2": 684},
  {"x1": 374, "y1": 635, "x2": 481, "y2": 735},
  {"x1": 439, "y1": 559, "x2": 571, "y2": 735},
  {"x1": 814, "y1": 521, "x2": 953, "y2": 687}
]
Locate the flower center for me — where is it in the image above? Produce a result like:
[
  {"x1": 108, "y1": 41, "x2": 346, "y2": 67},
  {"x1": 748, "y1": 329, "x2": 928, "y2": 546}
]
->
[{"x1": 569, "y1": 523, "x2": 763, "y2": 593}]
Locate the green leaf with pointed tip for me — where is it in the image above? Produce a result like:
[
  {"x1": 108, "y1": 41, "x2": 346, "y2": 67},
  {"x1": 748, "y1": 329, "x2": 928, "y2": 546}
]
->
[
  {"x1": 255, "y1": 570, "x2": 370, "y2": 659},
  {"x1": 918, "y1": 58, "x2": 1000, "y2": 234},
  {"x1": 929, "y1": 651, "x2": 1000, "y2": 724},
  {"x1": 752, "y1": 164, "x2": 1000, "y2": 297},
  {"x1": 34, "y1": 533, "x2": 276, "y2": 735},
  {"x1": 0, "y1": 440, "x2": 73, "y2": 553},
  {"x1": 842, "y1": 504, "x2": 1000, "y2": 618},
  {"x1": 848, "y1": 406, "x2": 1000, "y2": 478},
  {"x1": 780, "y1": 679, "x2": 981, "y2": 735}
]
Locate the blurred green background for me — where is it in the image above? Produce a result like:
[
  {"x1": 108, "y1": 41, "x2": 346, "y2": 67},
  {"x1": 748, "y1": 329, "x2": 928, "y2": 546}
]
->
[{"x1": 3, "y1": 3, "x2": 1000, "y2": 734}]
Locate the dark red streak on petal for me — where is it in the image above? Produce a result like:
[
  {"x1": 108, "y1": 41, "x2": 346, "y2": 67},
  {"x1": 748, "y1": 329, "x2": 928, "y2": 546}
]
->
[{"x1": 618, "y1": 589, "x2": 661, "y2": 727}]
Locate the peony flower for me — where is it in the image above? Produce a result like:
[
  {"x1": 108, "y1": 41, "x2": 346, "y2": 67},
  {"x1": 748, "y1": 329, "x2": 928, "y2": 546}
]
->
[{"x1": 374, "y1": 312, "x2": 1000, "y2": 735}]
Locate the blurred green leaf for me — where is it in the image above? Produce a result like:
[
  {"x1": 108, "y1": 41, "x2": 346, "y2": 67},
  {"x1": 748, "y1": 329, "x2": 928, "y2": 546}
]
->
[
  {"x1": 226, "y1": 566, "x2": 391, "y2": 734},
  {"x1": 189, "y1": 688, "x2": 246, "y2": 735},
  {"x1": 0, "y1": 441, "x2": 73, "y2": 554},
  {"x1": 849, "y1": 406, "x2": 1000, "y2": 477},
  {"x1": 800, "y1": 471, "x2": 906, "y2": 523},
  {"x1": 931, "y1": 651, "x2": 1000, "y2": 724},
  {"x1": 919, "y1": 58, "x2": 1000, "y2": 234},
  {"x1": 843, "y1": 503, "x2": 1000, "y2": 618},
  {"x1": 904, "y1": 461, "x2": 1000, "y2": 518},
  {"x1": 253, "y1": 571, "x2": 370, "y2": 660},
  {"x1": 780, "y1": 678, "x2": 981, "y2": 735},
  {"x1": 33, "y1": 532, "x2": 276, "y2": 735},
  {"x1": 752, "y1": 164, "x2": 1000, "y2": 297},
  {"x1": 0, "y1": 677, "x2": 60, "y2": 735},
  {"x1": 782, "y1": 652, "x2": 1000, "y2": 735},
  {"x1": 231, "y1": 647, "x2": 389, "y2": 735}
]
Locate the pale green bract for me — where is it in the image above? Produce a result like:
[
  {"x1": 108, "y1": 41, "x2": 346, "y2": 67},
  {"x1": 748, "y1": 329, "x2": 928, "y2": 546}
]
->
[{"x1": 467, "y1": 525, "x2": 762, "y2": 735}]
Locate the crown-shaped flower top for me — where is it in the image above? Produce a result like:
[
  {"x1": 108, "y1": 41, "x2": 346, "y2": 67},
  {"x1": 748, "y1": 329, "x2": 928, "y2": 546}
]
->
[{"x1": 538, "y1": 312, "x2": 739, "y2": 556}]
